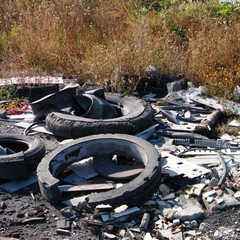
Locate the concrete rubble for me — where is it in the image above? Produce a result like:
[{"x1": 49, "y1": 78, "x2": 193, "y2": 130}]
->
[{"x1": 0, "y1": 73, "x2": 240, "y2": 239}]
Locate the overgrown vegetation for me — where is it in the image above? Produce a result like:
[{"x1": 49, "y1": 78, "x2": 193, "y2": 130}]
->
[{"x1": 0, "y1": 0, "x2": 239, "y2": 99}]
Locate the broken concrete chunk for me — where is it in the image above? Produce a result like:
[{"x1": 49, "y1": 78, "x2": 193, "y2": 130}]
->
[
  {"x1": 161, "y1": 193, "x2": 175, "y2": 201},
  {"x1": 189, "y1": 183, "x2": 206, "y2": 197},
  {"x1": 172, "y1": 219, "x2": 181, "y2": 227},
  {"x1": 119, "y1": 229, "x2": 126, "y2": 237},
  {"x1": 140, "y1": 213, "x2": 150, "y2": 231},
  {"x1": 143, "y1": 232, "x2": 153, "y2": 240},
  {"x1": 159, "y1": 183, "x2": 171, "y2": 197},
  {"x1": 174, "y1": 199, "x2": 204, "y2": 222},
  {"x1": 202, "y1": 190, "x2": 216, "y2": 199},
  {"x1": 56, "y1": 219, "x2": 70, "y2": 229},
  {"x1": 234, "y1": 191, "x2": 240, "y2": 198},
  {"x1": 156, "y1": 200, "x2": 171, "y2": 209},
  {"x1": 220, "y1": 133, "x2": 232, "y2": 141},
  {"x1": 162, "y1": 208, "x2": 176, "y2": 221},
  {"x1": 157, "y1": 229, "x2": 183, "y2": 240},
  {"x1": 203, "y1": 192, "x2": 240, "y2": 211},
  {"x1": 208, "y1": 177, "x2": 219, "y2": 188}
]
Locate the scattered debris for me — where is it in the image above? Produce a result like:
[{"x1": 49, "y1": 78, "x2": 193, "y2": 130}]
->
[{"x1": 0, "y1": 75, "x2": 240, "y2": 239}]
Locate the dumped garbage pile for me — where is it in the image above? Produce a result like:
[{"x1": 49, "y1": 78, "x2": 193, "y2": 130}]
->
[{"x1": 0, "y1": 70, "x2": 240, "y2": 239}]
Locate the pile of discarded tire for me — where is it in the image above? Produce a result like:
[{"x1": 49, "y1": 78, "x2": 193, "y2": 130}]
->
[{"x1": 1, "y1": 82, "x2": 162, "y2": 209}]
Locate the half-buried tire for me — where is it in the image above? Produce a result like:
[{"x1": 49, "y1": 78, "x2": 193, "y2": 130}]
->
[
  {"x1": 0, "y1": 134, "x2": 45, "y2": 179},
  {"x1": 37, "y1": 134, "x2": 161, "y2": 208},
  {"x1": 45, "y1": 93, "x2": 154, "y2": 139}
]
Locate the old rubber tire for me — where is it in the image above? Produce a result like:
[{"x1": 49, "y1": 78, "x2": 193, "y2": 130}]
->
[
  {"x1": 37, "y1": 134, "x2": 161, "y2": 208},
  {"x1": 0, "y1": 134, "x2": 45, "y2": 179},
  {"x1": 45, "y1": 93, "x2": 154, "y2": 139},
  {"x1": 14, "y1": 84, "x2": 59, "y2": 102}
]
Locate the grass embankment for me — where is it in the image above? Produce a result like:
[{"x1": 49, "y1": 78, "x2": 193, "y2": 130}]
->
[{"x1": 0, "y1": 0, "x2": 239, "y2": 99}]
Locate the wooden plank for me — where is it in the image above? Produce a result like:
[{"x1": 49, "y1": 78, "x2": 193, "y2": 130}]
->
[{"x1": 58, "y1": 183, "x2": 115, "y2": 192}]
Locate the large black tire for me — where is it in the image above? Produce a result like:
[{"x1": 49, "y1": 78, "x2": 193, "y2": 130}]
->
[
  {"x1": 0, "y1": 134, "x2": 45, "y2": 179},
  {"x1": 45, "y1": 93, "x2": 154, "y2": 139},
  {"x1": 37, "y1": 134, "x2": 161, "y2": 208}
]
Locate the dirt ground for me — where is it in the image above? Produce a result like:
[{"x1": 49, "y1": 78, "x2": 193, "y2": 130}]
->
[{"x1": 0, "y1": 120, "x2": 240, "y2": 240}]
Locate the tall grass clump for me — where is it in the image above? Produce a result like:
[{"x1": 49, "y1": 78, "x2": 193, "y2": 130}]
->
[{"x1": 0, "y1": 0, "x2": 239, "y2": 98}]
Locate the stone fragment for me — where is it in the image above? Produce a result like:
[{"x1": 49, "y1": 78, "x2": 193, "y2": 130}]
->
[
  {"x1": 205, "y1": 192, "x2": 240, "y2": 211},
  {"x1": 174, "y1": 199, "x2": 204, "y2": 222},
  {"x1": 198, "y1": 222, "x2": 209, "y2": 232},
  {"x1": 234, "y1": 191, "x2": 240, "y2": 198},
  {"x1": 140, "y1": 213, "x2": 150, "y2": 231},
  {"x1": 57, "y1": 219, "x2": 70, "y2": 229},
  {"x1": 190, "y1": 220, "x2": 199, "y2": 228},
  {"x1": 206, "y1": 196, "x2": 214, "y2": 203},
  {"x1": 60, "y1": 206, "x2": 78, "y2": 219},
  {"x1": 0, "y1": 201, "x2": 6, "y2": 209},
  {"x1": 119, "y1": 229, "x2": 126, "y2": 237},
  {"x1": 202, "y1": 190, "x2": 216, "y2": 199},
  {"x1": 143, "y1": 232, "x2": 153, "y2": 240},
  {"x1": 159, "y1": 184, "x2": 171, "y2": 196},
  {"x1": 208, "y1": 177, "x2": 219, "y2": 188},
  {"x1": 105, "y1": 225, "x2": 114, "y2": 234},
  {"x1": 162, "y1": 208, "x2": 177, "y2": 221},
  {"x1": 158, "y1": 229, "x2": 183, "y2": 240},
  {"x1": 216, "y1": 198, "x2": 224, "y2": 205},
  {"x1": 144, "y1": 200, "x2": 157, "y2": 206},
  {"x1": 161, "y1": 193, "x2": 175, "y2": 201},
  {"x1": 103, "y1": 232, "x2": 117, "y2": 239},
  {"x1": 156, "y1": 200, "x2": 171, "y2": 209},
  {"x1": 128, "y1": 230, "x2": 135, "y2": 239},
  {"x1": 155, "y1": 219, "x2": 164, "y2": 230},
  {"x1": 172, "y1": 219, "x2": 180, "y2": 227}
]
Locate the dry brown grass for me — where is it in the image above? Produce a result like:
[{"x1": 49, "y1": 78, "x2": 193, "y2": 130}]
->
[{"x1": 0, "y1": 0, "x2": 239, "y2": 97}]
